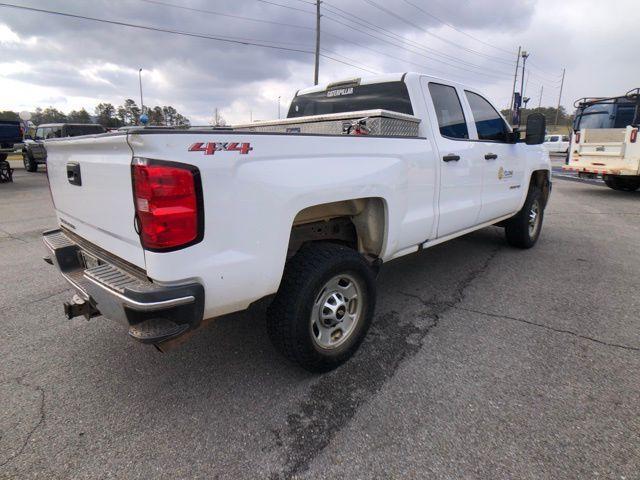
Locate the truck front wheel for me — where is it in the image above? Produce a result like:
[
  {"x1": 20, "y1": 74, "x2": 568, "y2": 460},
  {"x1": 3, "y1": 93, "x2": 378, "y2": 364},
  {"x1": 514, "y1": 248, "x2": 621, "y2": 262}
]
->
[
  {"x1": 504, "y1": 186, "x2": 544, "y2": 249},
  {"x1": 267, "y1": 242, "x2": 376, "y2": 372}
]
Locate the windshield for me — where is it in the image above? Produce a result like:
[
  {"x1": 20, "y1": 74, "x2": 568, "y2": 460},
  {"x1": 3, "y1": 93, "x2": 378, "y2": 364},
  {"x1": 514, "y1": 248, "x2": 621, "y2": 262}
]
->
[
  {"x1": 288, "y1": 81, "x2": 413, "y2": 118},
  {"x1": 65, "y1": 125, "x2": 106, "y2": 137}
]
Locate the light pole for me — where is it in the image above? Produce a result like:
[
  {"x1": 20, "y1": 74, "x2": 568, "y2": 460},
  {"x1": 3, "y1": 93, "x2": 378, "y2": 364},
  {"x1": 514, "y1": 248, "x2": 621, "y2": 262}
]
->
[
  {"x1": 278, "y1": 96, "x2": 281, "y2": 119},
  {"x1": 138, "y1": 68, "x2": 144, "y2": 115},
  {"x1": 519, "y1": 51, "x2": 529, "y2": 106}
]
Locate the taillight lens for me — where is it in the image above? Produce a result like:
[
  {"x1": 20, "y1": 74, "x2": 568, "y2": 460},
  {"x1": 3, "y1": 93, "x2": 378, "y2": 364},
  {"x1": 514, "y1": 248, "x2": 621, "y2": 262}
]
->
[
  {"x1": 574, "y1": 132, "x2": 580, "y2": 144},
  {"x1": 631, "y1": 128, "x2": 638, "y2": 143},
  {"x1": 131, "y1": 158, "x2": 203, "y2": 251}
]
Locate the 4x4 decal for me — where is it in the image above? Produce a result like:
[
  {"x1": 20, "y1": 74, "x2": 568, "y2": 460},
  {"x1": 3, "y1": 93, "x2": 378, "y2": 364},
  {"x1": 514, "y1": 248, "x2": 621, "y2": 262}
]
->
[{"x1": 188, "y1": 142, "x2": 253, "y2": 155}]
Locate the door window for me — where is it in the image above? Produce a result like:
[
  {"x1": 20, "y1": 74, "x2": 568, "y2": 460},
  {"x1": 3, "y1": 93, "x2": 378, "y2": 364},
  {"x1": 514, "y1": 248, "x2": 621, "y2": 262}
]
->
[
  {"x1": 35, "y1": 128, "x2": 44, "y2": 140},
  {"x1": 549, "y1": 135, "x2": 560, "y2": 142},
  {"x1": 465, "y1": 91, "x2": 510, "y2": 142},
  {"x1": 428, "y1": 83, "x2": 469, "y2": 139},
  {"x1": 562, "y1": 135, "x2": 569, "y2": 142}
]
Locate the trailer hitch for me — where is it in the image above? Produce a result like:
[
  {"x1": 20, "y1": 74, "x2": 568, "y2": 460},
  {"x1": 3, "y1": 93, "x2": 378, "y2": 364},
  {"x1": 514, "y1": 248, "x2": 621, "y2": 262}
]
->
[{"x1": 64, "y1": 294, "x2": 100, "y2": 321}]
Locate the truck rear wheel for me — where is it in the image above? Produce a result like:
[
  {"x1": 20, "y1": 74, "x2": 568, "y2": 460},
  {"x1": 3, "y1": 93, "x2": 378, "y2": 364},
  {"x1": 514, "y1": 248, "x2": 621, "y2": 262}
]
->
[
  {"x1": 603, "y1": 175, "x2": 640, "y2": 192},
  {"x1": 267, "y1": 242, "x2": 376, "y2": 372},
  {"x1": 504, "y1": 186, "x2": 544, "y2": 249}
]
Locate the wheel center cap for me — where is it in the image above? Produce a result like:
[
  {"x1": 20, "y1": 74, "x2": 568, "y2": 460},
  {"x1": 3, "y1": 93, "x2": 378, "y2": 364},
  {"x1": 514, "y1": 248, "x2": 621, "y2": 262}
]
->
[{"x1": 336, "y1": 306, "x2": 346, "y2": 320}]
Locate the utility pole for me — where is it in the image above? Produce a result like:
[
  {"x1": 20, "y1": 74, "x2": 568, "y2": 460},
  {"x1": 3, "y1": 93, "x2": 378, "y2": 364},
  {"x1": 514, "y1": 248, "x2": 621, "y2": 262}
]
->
[
  {"x1": 138, "y1": 68, "x2": 144, "y2": 115},
  {"x1": 508, "y1": 46, "x2": 521, "y2": 121},
  {"x1": 555, "y1": 68, "x2": 566, "y2": 126},
  {"x1": 314, "y1": 0, "x2": 321, "y2": 85},
  {"x1": 278, "y1": 96, "x2": 281, "y2": 119},
  {"x1": 538, "y1": 85, "x2": 543, "y2": 108}
]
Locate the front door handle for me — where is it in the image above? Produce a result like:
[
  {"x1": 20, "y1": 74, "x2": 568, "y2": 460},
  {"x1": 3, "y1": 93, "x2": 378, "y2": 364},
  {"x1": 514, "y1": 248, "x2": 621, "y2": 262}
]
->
[
  {"x1": 443, "y1": 154, "x2": 460, "y2": 162},
  {"x1": 485, "y1": 153, "x2": 498, "y2": 160}
]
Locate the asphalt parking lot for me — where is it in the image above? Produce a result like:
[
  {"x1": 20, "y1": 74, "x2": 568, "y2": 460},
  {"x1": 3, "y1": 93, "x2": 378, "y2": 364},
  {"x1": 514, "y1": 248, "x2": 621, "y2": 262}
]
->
[{"x1": 1, "y1": 168, "x2": 638, "y2": 479}]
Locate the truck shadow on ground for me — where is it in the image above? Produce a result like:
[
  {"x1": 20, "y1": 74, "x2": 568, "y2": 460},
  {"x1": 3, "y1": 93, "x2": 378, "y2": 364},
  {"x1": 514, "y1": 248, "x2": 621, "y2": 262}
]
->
[{"x1": 51, "y1": 228, "x2": 505, "y2": 478}]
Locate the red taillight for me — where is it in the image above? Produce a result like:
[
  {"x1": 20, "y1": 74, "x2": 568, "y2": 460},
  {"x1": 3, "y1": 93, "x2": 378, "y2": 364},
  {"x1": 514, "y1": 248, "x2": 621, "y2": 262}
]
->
[
  {"x1": 132, "y1": 158, "x2": 203, "y2": 251},
  {"x1": 19, "y1": 125, "x2": 24, "y2": 137},
  {"x1": 631, "y1": 128, "x2": 638, "y2": 143},
  {"x1": 574, "y1": 132, "x2": 580, "y2": 144}
]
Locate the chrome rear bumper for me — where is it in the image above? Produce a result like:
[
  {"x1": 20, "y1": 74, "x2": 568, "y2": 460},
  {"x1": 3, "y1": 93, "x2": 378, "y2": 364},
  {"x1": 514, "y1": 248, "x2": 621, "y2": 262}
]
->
[{"x1": 42, "y1": 228, "x2": 204, "y2": 343}]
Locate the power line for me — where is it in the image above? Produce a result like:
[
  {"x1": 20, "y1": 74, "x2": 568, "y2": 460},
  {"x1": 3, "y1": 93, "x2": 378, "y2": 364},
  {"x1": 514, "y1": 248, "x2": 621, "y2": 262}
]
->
[
  {"x1": 322, "y1": 13, "x2": 515, "y2": 80},
  {"x1": 255, "y1": 0, "x2": 315, "y2": 14},
  {"x1": 361, "y1": 0, "x2": 516, "y2": 65},
  {"x1": 0, "y1": 2, "x2": 378, "y2": 75},
  {"x1": 258, "y1": 0, "x2": 562, "y2": 87},
  {"x1": 401, "y1": 0, "x2": 515, "y2": 55},
  {"x1": 137, "y1": 0, "x2": 315, "y2": 31},
  {"x1": 257, "y1": 0, "x2": 523, "y2": 80},
  {"x1": 321, "y1": 4, "x2": 517, "y2": 77},
  {"x1": 0, "y1": 3, "x2": 313, "y2": 53}
]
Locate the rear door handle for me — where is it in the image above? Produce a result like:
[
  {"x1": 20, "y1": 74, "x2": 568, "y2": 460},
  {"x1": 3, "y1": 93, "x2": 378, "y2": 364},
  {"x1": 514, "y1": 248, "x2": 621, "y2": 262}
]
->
[
  {"x1": 485, "y1": 153, "x2": 498, "y2": 160},
  {"x1": 443, "y1": 154, "x2": 461, "y2": 162},
  {"x1": 66, "y1": 162, "x2": 82, "y2": 186}
]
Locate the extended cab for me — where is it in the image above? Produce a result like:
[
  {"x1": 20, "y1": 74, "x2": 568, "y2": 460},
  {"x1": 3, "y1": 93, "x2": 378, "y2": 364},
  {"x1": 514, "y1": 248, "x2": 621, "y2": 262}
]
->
[{"x1": 42, "y1": 73, "x2": 550, "y2": 372}]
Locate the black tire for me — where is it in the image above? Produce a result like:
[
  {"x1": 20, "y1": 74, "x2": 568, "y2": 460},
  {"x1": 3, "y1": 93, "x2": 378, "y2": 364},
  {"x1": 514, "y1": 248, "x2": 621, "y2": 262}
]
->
[
  {"x1": 0, "y1": 153, "x2": 7, "y2": 162},
  {"x1": 604, "y1": 175, "x2": 640, "y2": 192},
  {"x1": 267, "y1": 242, "x2": 376, "y2": 373},
  {"x1": 504, "y1": 185, "x2": 544, "y2": 249},
  {"x1": 23, "y1": 153, "x2": 38, "y2": 172}
]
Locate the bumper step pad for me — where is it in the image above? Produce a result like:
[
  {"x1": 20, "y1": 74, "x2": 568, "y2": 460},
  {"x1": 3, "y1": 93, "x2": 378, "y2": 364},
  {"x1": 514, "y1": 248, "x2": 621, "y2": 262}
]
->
[{"x1": 128, "y1": 318, "x2": 190, "y2": 343}]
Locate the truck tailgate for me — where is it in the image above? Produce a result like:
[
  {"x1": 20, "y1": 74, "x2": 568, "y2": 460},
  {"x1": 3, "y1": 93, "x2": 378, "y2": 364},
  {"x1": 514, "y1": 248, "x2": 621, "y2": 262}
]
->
[{"x1": 45, "y1": 134, "x2": 145, "y2": 268}]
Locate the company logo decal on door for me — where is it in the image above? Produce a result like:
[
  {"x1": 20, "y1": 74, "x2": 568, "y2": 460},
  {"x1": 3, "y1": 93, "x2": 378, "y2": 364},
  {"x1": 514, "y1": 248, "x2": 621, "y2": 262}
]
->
[{"x1": 498, "y1": 166, "x2": 513, "y2": 180}]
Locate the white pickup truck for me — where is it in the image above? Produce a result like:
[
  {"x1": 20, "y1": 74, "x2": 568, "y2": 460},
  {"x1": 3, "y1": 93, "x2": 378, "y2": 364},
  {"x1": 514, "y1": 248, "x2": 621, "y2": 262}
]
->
[{"x1": 43, "y1": 72, "x2": 551, "y2": 372}]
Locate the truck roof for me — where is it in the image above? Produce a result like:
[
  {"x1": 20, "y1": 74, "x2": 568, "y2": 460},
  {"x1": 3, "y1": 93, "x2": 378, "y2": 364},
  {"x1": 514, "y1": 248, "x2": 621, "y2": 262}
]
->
[{"x1": 296, "y1": 72, "x2": 471, "y2": 97}]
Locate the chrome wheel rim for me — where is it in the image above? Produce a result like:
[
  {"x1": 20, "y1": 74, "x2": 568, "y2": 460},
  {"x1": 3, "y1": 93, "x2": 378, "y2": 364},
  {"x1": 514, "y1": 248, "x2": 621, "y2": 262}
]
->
[
  {"x1": 310, "y1": 274, "x2": 363, "y2": 350},
  {"x1": 528, "y1": 199, "x2": 541, "y2": 238}
]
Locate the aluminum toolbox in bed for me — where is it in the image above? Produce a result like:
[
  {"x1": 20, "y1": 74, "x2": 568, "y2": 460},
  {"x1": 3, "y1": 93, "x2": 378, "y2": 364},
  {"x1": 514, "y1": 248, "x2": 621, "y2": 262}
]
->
[{"x1": 233, "y1": 109, "x2": 421, "y2": 137}]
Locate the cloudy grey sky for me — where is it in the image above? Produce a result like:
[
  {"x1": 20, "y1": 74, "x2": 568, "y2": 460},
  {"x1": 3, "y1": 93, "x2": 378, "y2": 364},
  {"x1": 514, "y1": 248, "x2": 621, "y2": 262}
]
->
[{"x1": 0, "y1": 0, "x2": 638, "y2": 125}]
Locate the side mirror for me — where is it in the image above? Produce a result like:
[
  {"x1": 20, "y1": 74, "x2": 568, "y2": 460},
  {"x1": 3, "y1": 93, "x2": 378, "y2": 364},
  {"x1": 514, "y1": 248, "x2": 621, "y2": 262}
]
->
[{"x1": 525, "y1": 113, "x2": 546, "y2": 145}]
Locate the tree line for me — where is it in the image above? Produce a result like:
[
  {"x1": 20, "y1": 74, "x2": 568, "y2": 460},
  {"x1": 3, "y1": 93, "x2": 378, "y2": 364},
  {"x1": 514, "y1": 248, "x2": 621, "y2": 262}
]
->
[
  {"x1": 499, "y1": 106, "x2": 573, "y2": 129},
  {"x1": 0, "y1": 99, "x2": 190, "y2": 128}
]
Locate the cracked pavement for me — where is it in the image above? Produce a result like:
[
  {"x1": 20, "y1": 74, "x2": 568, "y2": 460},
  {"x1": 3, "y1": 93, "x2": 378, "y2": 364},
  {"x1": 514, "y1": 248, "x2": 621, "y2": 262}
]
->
[{"x1": 0, "y1": 170, "x2": 638, "y2": 479}]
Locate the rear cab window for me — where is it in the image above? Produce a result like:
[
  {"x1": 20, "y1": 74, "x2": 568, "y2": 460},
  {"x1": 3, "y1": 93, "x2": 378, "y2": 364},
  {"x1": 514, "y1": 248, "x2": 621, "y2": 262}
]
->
[
  {"x1": 288, "y1": 81, "x2": 413, "y2": 118},
  {"x1": 465, "y1": 91, "x2": 510, "y2": 142},
  {"x1": 428, "y1": 83, "x2": 469, "y2": 139}
]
